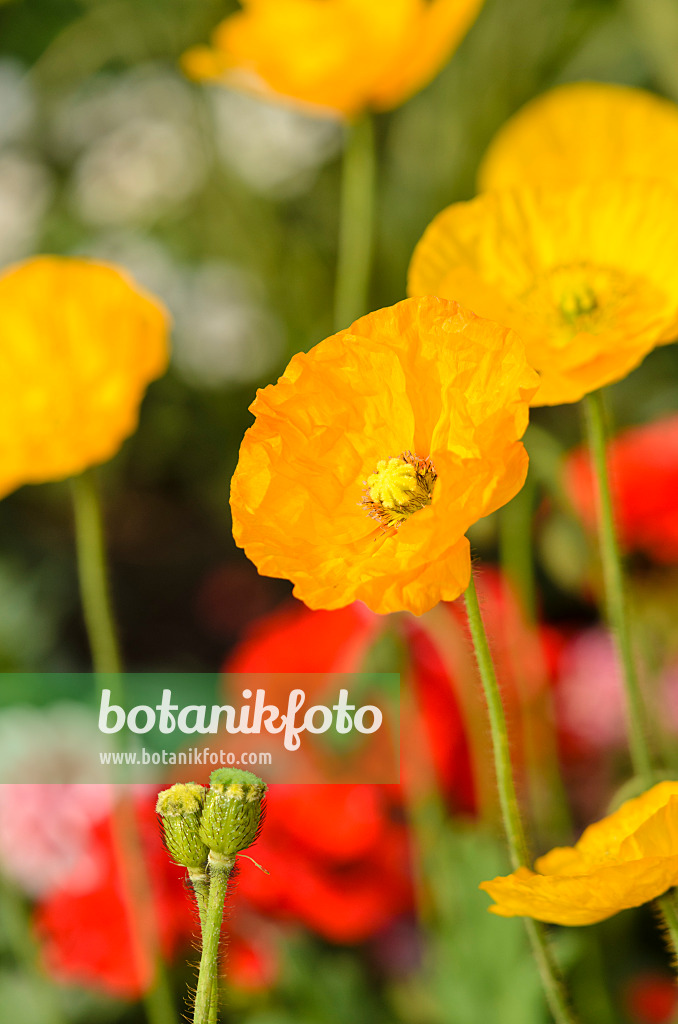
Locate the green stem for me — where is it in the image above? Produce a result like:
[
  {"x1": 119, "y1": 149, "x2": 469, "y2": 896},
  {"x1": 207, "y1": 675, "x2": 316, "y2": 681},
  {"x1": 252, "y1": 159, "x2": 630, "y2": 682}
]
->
[
  {"x1": 333, "y1": 115, "x2": 376, "y2": 331},
  {"x1": 193, "y1": 858, "x2": 233, "y2": 1024},
  {"x1": 585, "y1": 393, "x2": 678, "y2": 964},
  {"x1": 72, "y1": 471, "x2": 179, "y2": 1023},
  {"x1": 188, "y1": 869, "x2": 210, "y2": 933},
  {"x1": 189, "y1": 870, "x2": 219, "y2": 1024},
  {"x1": 464, "y1": 573, "x2": 578, "y2": 1024},
  {"x1": 70, "y1": 469, "x2": 123, "y2": 678},
  {"x1": 583, "y1": 392, "x2": 654, "y2": 782},
  {"x1": 464, "y1": 574, "x2": 528, "y2": 870}
]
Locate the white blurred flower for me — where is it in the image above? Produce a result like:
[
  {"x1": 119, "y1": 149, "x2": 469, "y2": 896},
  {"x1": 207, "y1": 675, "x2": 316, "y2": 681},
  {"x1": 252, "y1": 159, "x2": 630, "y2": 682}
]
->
[
  {"x1": 0, "y1": 152, "x2": 52, "y2": 265},
  {"x1": 0, "y1": 60, "x2": 36, "y2": 147},
  {"x1": 0, "y1": 705, "x2": 113, "y2": 896},
  {"x1": 82, "y1": 231, "x2": 284, "y2": 386},
  {"x1": 53, "y1": 66, "x2": 208, "y2": 226},
  {"x1": 209, "y1": 88, "x2": 342, "y2": 198},
  {"x1": 171, "y1": 262, "x2": 284, "y2": 387}
]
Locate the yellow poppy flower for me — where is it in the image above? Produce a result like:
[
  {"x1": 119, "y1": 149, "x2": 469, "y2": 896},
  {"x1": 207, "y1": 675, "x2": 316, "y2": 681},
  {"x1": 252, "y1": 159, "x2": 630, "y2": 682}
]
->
[
  {"x1": 182, "y1": 0, "x2": 484, "y2": 119},
  {"x1": 480, "y1": 781, "x2": 678, "y2": 926},
  {"x1": 230, "y1": 296, "x2": 537, "y2": 616},
  {"x1": 0, "y1": 256, "x2": 170, "y2": 498},
  {"x1": 478, "y1": 81, "x2": 678, "y2": 192},
  {"x1": 408, "y1": 180, "x2": 678, "y2": 406}
]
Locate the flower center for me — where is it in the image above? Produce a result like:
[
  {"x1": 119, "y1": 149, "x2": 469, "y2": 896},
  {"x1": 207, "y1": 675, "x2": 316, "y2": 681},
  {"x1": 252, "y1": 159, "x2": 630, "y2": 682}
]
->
[
  {"x1": 559, "y1": 281, "x2": 598, "y2": 322},
  {"x1": 521, "y1": 263, "x2": 631, "y2": 339},
  {"x1": 362, "y1": 451, "x2": 436, "y2": 530}
]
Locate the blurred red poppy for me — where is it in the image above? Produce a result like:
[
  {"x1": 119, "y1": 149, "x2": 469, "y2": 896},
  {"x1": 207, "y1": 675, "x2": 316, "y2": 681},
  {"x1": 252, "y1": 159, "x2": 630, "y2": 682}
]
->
[
  {"x1": 34, "y1": 790, "x2": 194, "y2": 999},
  {"x1": 626, "y1": 972, "x2": 678, "y2": 1024},
  {"x1": 222, "y1": 572, "x2": 553, "y2": 941},
  {"x1": 566, "y1": 414, "x2": 678, "y2": 563}
]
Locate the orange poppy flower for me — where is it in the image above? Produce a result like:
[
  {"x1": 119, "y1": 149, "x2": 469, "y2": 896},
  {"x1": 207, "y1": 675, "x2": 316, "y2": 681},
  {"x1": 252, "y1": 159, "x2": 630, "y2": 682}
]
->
[
  {"x1": 0, "y1": 256, "x2": 169, "y2": 498},
  {"x1": 230, "y1": 296, "x2": 537, "y2": 616},
  {"x1": 182, "y1": 0, "x2": 484, "y2": 119},
  {"x1": 480, "y1": 782, "x2": 678, "y2": 926},
  {"x1": 408, "y1": 180, "x2": 678, "y2": 405},
  {"x1": 478, "y1": 81, "x2": 678, "y2": 192}
]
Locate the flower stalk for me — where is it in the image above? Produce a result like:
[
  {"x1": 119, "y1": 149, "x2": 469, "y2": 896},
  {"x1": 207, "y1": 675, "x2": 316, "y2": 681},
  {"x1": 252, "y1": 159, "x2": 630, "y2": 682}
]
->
[
  {"x1": 192, "y1": 855, "x2": 233, "y2": 1024},
  {"x1": 583, "y1": 391, "x2": 653, "y2": 781},
  {"x1": 71, "y1": 469, "x2": 123, "y2": 680},
  {"x1": 464, "y1": 573, "x2": 578, "y2": 1024},
  {"x1": 583, "y1": 389, "x2": 678, "y2": 960},
  {"x1": 333, "y1": 115, "x2": 376, "y2": 331}
]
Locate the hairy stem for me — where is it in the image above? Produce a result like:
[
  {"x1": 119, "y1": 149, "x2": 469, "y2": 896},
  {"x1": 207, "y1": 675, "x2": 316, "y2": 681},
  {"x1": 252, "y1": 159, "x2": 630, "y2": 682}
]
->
[
  {"x1": 189, "y1": 870, "x2": 218, "y2": 1024},
  {"x1": 464, "y1": 573, "x2": 578, "y2": 1024},
  {"x1": 192, "y1": 858, "x2": 233, "y2": 1024},
  {"x1": 584, "y1": 390, "x2": 678, "y2": 962}
]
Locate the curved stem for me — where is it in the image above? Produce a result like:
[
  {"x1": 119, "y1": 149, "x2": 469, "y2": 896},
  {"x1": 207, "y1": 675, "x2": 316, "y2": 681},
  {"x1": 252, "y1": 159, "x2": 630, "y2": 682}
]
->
[
  {"x1": 71, "y1": 469, "x2": 123, "y2": 677},
  {"x1": 584, "y1": 390, "x2": 678, "y2": 963},
  {"x1": 464, "y1": 573, "x2": 578, "y2": 1024},
  {"x1": 71, "y1": 470, "x2": 179, "y2": 1022},
  {"x1": 193, "y1": 858, "x2": 233, "y2": 1024},
  {"x1": 583, "y1": 392, "x2": 653, "y2": 781},
  {"x1": 464, "y1": 575, "x2": 528, "y2": 870},
  {"x1": 333, "y1": 115, "x2": 376, "y2": 331}
]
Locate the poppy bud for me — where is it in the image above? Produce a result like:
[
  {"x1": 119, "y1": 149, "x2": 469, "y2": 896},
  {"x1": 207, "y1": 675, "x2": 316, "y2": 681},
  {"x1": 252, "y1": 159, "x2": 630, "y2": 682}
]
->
[
  {"x1": 156, "y1": 782, "x2": 209, "y2": 871},
  {"x1": 199, "y1": 768, "x2": 267, "y2": 867}
]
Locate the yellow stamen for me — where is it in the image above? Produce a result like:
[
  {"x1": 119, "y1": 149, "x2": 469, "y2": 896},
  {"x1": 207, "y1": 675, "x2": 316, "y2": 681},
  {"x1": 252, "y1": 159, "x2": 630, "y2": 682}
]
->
[
  {"x1": 362, "y1": 452, "x2": 436, "y2": 531},
  {"x1": 367, "y1": 458, "x2": 418, "y2": 509}
]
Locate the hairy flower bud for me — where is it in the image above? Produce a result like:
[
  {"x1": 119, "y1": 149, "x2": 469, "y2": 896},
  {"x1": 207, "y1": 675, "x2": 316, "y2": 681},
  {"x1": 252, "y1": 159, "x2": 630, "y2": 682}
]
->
[
  {"x1": 199, "y1": 768, "x2": 267, "y2": 865},
  {"x1": 156, "y1": 782, "x2": 209, "y2": 870}
]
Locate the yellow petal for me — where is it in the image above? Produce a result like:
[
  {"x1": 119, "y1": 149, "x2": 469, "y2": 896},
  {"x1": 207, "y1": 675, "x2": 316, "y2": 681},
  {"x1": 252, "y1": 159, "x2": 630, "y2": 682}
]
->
[
  {"x1": 408, "y1": 180, "x2": 678, "y2": 405},
  {"x1": 481, "y1": 782, "x2": 678, "y2": 925},
  {"x1": 479, "y1": 81, "x2": 678, "y2": 192},
  {"x1": 0, "y1": 256, "x2": 170, "y2": 498},
  {"x1": 181, "y1": 0, "x2": 483, "y2": 117},
  {"x1": 231, "y1": 296, "x2": 537, "y2": 615}
]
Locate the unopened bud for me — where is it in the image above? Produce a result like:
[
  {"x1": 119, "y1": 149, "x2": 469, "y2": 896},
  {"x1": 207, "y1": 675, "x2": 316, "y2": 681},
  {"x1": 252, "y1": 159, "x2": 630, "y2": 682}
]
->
[
  {"x1": 156, "y1": 782, "x2": 209, "y2": 870},
  {"x1": 199, "y1": 768, "x2": 267, "y2": 865}
]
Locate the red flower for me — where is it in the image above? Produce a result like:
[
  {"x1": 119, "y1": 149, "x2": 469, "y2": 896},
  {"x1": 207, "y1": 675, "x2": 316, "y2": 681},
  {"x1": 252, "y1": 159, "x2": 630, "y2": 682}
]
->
[
  {"x1": 236, "y1": 784, "x2": 412, "y2": 944},
  {"x1": 566, "y1": 414, "x2": 678, "y2": 563},
  {"x1": 626, "y1": 972, "x2": 678, "y2": 1024},
  {"x1": 226, "y1": 602, "x2": 415, "y2": 943},
  {"x1": 222, "y1": 573, "x2": 553, "y2": 942},
  {"x1": 35, "y1": 789, "x2": 195, "y2": 999}
]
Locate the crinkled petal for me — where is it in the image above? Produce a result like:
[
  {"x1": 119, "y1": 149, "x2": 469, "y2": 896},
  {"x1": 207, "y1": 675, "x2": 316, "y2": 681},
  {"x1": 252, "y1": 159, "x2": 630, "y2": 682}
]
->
[
  {"x1": 481, "y1": 857, "x2": 678, "y2": 926},
  {"x1": 408, "y1": 181, "x2": 678, "y2": 405},
  {"x1": 231, "y1": 296, "x2": 537, "y2": 615},
  {"x1": 481, "y1": 782, "x2": 678, "y2": 926}
]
